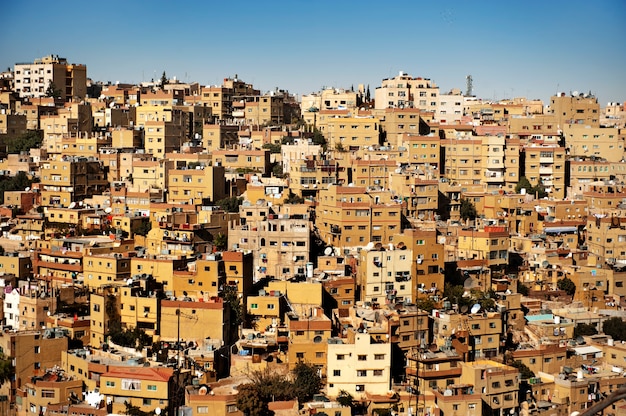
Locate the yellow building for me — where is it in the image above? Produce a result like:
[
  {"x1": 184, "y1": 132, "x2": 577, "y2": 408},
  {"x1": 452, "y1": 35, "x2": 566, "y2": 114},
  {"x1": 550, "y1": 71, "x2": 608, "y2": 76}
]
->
[
  {"x1": 442, "y1": 138, "x2": 482, "y2": 185},
  {"x1": 143, "y1": 120, "x2": 185, "y2": 156},
  {"x1": 18, "y1": 369, "x2": 83, "y2": 416},
  {"x1": 457, "y1": 226, "x2": 509, "y2": 274},
  {"x1": 0, "y1": 251, "x2": 32, "y2": 279},
  {"x1": 326, "y1": 333, "x2": 392, "y2": 397},
  {"x1": 564, "y1": 124, "x2": 623, "y2": 161},
  {"x1": 547, "y1": 92, "x2": 600, "y2": 127},
  {"x1": 286, "y1": 307, "x2": 332, "y2": 375},
  {"x1": 160, "y1": 299, "x2": 232, "y2": 343},
  {"x1": 394, "y1": 229, "x2": 444, "y2": 301},
  {"x1": 433, "y1": 311, "x2": 503, "y2": 360},
  {"x1": 100, "y1": 366, "x2": 174, "y2": 414},
  {"x1": 40, "y1": 157, "x2": 109, "y2": 207},
  {"x1": 316, "y1": 185, "x2": 402, "y2": 249},
  {"x1": 325, "y1": 114, "x2": 379, "y2": 151},
  {"x1": 246, "y1": 290, "x2": 287, "y2": 331},
  {"x1": 359, "y1": 244, "x2": 414, "y2": 305},
  {"x1": 212, "y1": 148, "x2": 271, "y2": 175},
  {"x1": 374, "y1": 71, "x2": 439, "y2": 113},
  {"x1": 459, "y1": 360, "x2": 520, "y2": 416},
  {"x1": 167, "y1": 163, "x2": 226, "y2": 205},
  {"x1": 14, "y1": 55, "x2": 87, "y2": 101}
]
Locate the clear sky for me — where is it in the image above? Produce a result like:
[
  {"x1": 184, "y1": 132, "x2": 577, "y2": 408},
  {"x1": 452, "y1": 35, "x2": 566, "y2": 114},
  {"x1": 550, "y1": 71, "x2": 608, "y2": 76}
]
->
[{"x1": 2, "y1": 0, "x2": 625, "y2": 104}]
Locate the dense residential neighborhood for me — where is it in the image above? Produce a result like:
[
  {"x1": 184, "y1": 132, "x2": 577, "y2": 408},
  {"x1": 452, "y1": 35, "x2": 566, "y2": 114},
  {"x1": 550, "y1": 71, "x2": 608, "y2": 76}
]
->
[{"x1": 0, "y1": 55, "x2": 626, "y2": 416}]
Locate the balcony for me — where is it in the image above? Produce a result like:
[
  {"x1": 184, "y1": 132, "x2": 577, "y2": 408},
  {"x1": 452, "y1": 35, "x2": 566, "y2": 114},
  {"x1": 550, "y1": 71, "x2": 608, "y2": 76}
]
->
[{"x1": 330, "y1": 225, "x2": 341, "y2": 235}]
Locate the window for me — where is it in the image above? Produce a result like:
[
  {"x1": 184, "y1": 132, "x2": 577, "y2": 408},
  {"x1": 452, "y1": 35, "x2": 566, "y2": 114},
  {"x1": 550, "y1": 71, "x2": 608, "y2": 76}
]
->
[
  {"x1": 197, "y1": 406, "x2": 209, "y2": 414},
  {"x1": 337, "y1": 354, "x2": 345, "y2": 360},
  {"x1": 355, "y1": 384, "x2": 365, "y2": 392},
  {"x1": 358, "y1": 355, "x2": 367, "y2": 361},
  {"x1": 147, "y1": 385, "x2": 157, "y2": 391},
  {"x1": 373, "y1": 369, "x2": 383, "y2": 376},
  {"x1": 106, "y1": 381, "x2": 115, "y2": 387},
  {"x1": 122, "y1": 379, "x2": 142, "y2": 390},
  {"x1": 357, "y1": 370, "x2": 367, "y2": 377},
  {"x1": 333, "y1": 369, "x2": 341, "y2": 376}
]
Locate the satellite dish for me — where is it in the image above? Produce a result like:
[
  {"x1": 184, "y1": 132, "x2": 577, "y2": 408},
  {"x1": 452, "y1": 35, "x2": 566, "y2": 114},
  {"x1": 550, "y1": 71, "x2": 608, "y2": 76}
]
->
[
  {"x1": 126, "y1": 278, "x2": 133, "y2": 286},
  {"x1": 155, "y1": 408, "x2": 162, "y2": 415},
  {"x1": 84, "y1": 390, "x2": 104, "y2": 408},
  {"x1": 444, "y1": 389, "x2": 453, "y2": 396},
  {"x1": 463, "y1": 278, "x2": 475, "y2": 289},
  {"x1": 25, "y1": 187, "x2": 30, "y2": 191},
  {"x1": 198, "y1": 385, "x2": 209, "y2": 395},
  {"x1": 68, "y1": 202, "x2": 76, "y2": 209},
  {"x1": 460, "y1": 305, "x2": 469, "y2": 313},
  {"x1": 105, "y1": 207, "x2": 112, "y2": 213},
  {"x1": 365, "y1": 242, "x2": 375, "y2": 251},
  {"x1": 324, "y1": 247, "x2": 333, "y2": 256},
  {"x1": 470, "y1": 303, "x2": 481, "y2": 314},
  {"x1": 541, "y1": 260, "x2": 550, "y2": 268}
]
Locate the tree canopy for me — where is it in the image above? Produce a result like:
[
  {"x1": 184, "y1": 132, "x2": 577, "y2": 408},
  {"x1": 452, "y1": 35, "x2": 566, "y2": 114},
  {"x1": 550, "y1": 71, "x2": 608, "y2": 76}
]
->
[
  {"x1": 6, "y1": 130, "x2": 43, "y2": 154},
  {"x1": 0, "y1": 171, "x2": 34, "y2": 205},
  {"x1": 603, "y1": 317, "x2": 626, "y2": 341},
  {"x1": 459, "y1": 198, "x2": 477, "y2": 221},
  {"x1": 217, "y1": 196, "x2": 243, "y2": 213},
  {"x1": 236, "y1": 363, "x2": 322, "y2": 415},
  {"x1": 284, "y1": 191, "x2": 304, "y2": 204},
  {"x1": 557, "y1": 277, "x2": 576, "y2": 296},
  {"x1": 515, "y1": 176, "x2": 547, "y2": 198}
]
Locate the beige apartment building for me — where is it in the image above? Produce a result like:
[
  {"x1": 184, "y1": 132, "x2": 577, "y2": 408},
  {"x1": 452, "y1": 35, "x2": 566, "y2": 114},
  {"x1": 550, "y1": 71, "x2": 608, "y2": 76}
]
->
[
  {"x1": 457, "y1": 226, "x2": 509, "y2": 275},
  {"x1": 380, "y1": 107, "x2": 425, "y2": 145},
  {"x1": 521, "y1": 145, "x2": 566, "y2": 199},
  {"x1": 480, "y1": 135, "x2": 506, "y2": 190},
  {"x1": 143, "y1": 120, "x2": 185, "y2": 156},
  {"x1": 14, "y1": 55, "x2": 87, "y2": 101},
  {"x1": 316, "y1": 185, "x2": 403, "y2": 249},
  {"x1": 388, "y1": 173, "x2": 439, "y2": 220},
  {"x1": 286, "y1": 307, "x2": 332, "y2": 376},
  {"x1": 212, "y1": 148, "x2": 270, "y2": 175},
  {"x1": 229, "y1": 203, "x2": 309, "y2": 281},
  {"x1": 394, "y1": 228, "x2": 445, "y2": 300},
  {"x1": 547, "y1": 92, "x2": 601, "y2": 127},
  {"x1": 358, "y1": 244, "x2": 414, "y2": 305},
  {"x1": 40, "y1": 157, "x2": 109, "y2": 207},
  {"x1": 326, "y1": 333, "x2": 392, "y2": 397},
  {"x1": 200, "y1": 85, "x2": 233, "y2": 120},
  {"x1": 459, "y1": 360, "x2": 520, "y2": 416},
  {"x1": 374, "y1": 71, "x2": 439, "y2": 112},
  {"x1": 442, "y1": 137, "x2": 482, "y2": 185},
  {"x1": 325, "y1": 114, "x2": 380, "y2": 151},
  {"x1": 563, "y1": 124, "x2": 623, "y2": 161},
  {"x1": 167, "y1": 163, "x2": 226, "y2": 205},
  {"x1": 400, "y1": 134, "x2": 441, "y2": 171}
]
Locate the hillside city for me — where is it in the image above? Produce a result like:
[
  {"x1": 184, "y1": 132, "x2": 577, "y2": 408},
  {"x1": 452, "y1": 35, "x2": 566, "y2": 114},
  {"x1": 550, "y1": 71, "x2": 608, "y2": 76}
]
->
[{"x1": 0, "y1": 55, "x2": 625, "y2": 416}]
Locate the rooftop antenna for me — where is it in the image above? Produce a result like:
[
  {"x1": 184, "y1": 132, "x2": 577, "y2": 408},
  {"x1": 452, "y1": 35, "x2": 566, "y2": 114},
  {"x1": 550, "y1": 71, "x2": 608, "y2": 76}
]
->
[{"x1": 465, "y1": 75, "x2": 473, "y2": 97}]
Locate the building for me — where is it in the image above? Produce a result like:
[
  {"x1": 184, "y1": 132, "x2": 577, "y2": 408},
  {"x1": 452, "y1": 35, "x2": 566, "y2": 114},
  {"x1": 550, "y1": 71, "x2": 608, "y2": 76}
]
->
[
  {"x1": 0, "y1": 328, "x2": 68, "y2": 402},
  {"x1": 547, "y1": 92, "x2": 600, "y2": 127},
  {"x1": 374, "y1": 71, "x2": 439, "y2": 113},
  {"x1": 459, "y1": 360, "x2": 520, "y2": 416},
  {"x1": 14, "y1": 55, "x2": 87, "y2": 101},
  {"x1": 326, "y1": 333, "x2": 392, "y2": 397},
  {"x1": 99, "y1": 366, "x2": 174, "y2": 414},
  {"x1": 17, "y1": 368, "x2": 83, "y2": 416},
  {"x1": 39, "y1": 157, "x2": 109, "y2": 207}
]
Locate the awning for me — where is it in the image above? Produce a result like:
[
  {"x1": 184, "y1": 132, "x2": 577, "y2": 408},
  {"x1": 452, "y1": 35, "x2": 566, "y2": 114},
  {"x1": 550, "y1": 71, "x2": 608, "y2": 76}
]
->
[
  {"x1": 545, "y1": 226, "x2": 577, "y2": 234},
  {"x1": 572, "y1": 346, "x2": 602, "y2": 355}
]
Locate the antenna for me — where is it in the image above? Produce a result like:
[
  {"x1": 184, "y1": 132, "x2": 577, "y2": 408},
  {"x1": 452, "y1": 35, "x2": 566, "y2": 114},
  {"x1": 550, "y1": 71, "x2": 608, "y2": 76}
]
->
[{"x1": 465, "y1": 75, "x2": 473, "y2": 97}]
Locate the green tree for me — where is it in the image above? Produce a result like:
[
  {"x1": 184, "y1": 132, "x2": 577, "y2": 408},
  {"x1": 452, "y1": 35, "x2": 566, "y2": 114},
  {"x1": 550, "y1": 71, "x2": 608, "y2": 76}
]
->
[
  {"x1": 45, "y1": 81, "x2": 62, "y2": 99},
  {"x1": 415, "y1": 297, "x2": 436, "y2": 313},
  {"x1": 603, "y1": 317, "x2": 626, "y2": 341},
  {"x1": 517, "y1": 280, "x2": 530, "y2": 296},
  {"x1": 515, "y1": 176, "x2": 533, "y2": 194},
  {"x1": 214, "y1": 233, "x2": 227, "y2": 251},
  {"x1": 311, "y1": 128, "x2": 326, "y2": 148},
  {"x1": 272, "y1": 163, "x2": 283, "y2": 178},
  {"x1": 160, "y1": 71, "x2": 168, "y2": 88},
  {"x1": 292, "y1": 362, "x2": 322, "y2": 402},
  {"x1": 508, "y1": 360, "x2": 535, "y2": 379},
  {"x1": 0, "y1": 353, "x2": 14, "y2": 385},
  {"x1": 533, "y1": 178, "x2": 547, "y2": 198},
  {"x1": 557, "y1": 277, "x2": 576, "y2": 296},
  {"x1": 336, "y1": 390, "x2": 355, "y2": 409},
  {"x1": 284, "y1": 191, "x2": 304, "y2": 204},
  {"x1": 0, "y1": 171, "x2": 34, "y2": 204},
  {"x1": 262, "y1": 143, "x2": 282, "y2": 153},
  {"x1": 573, "y1": 323, "x2": 598, "y2": 338},
  {"x1": 217, "y1": 196, "x2": 243, "y2": 213},
  {"x1": 131, "y1": 218, "x2": 152, "y2": 237},
  {"x1": 459, "y1": 198, "x2": 477, "y2": 221},
  {"x1": 6, "y1": 130, "x2": 43, "y2": 154},
  {"x1": 236, "y1": 383, "x2": 271, "y2": 416},
  {"x1": 222, "y1": 284, "x2": 243, "y2": 328}
]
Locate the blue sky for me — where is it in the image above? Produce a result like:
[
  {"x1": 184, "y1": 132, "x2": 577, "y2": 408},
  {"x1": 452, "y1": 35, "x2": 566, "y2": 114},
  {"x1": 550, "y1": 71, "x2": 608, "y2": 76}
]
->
[{"x1": 2, "y1": 0, "x2": 625, "y2": 104}]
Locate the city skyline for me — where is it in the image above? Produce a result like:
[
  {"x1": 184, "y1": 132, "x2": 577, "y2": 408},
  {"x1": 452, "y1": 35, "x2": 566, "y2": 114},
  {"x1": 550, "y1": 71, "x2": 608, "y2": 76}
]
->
[{"x1": 2, "y1": 0, "x2": 625, "y2": 104}]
